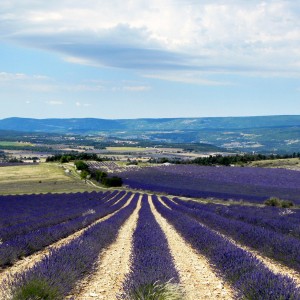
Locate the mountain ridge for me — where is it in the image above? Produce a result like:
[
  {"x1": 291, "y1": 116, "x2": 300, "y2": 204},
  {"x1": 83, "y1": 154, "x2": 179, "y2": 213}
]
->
[{"x1": 1, "y1": 115, "x2": 300, "y2": 133}]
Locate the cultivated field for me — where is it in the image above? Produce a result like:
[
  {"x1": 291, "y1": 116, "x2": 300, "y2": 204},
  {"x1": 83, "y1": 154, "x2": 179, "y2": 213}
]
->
[
  {"x1": 0, "y1": 163, "x2": 97, "y2": 195},
  {"x1": 0, "y1": 191, "x2": 300, "y2": 299},
  {"x1": 249, "y1": 157, "x2": 300, "y2": 170},
  {"x1": 102, "y1": 164, "x2": 300, "y2": 204}
]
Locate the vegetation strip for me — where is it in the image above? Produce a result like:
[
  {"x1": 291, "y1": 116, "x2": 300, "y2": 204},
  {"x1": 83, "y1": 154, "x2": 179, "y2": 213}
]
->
[
  {"x1": 75, "y1": 194, "x2": 142, "y2": 299},
  {"x1": 171, "y1": 199, "x2": 300, "y2": 286},
  {"x1": 0, "y1": 192, "x2": 135, "y2": 289},
  {"x1": 122, "y1": 194, "x2": 181, "y2": 299},
  {"x1": 174, "y1": 197, "x2": 300, "y2": 239},
  {"x1": 0, "y1": 194, "x2": 139, "y2": 300},
  {"x1": 170, "y1": 196, "x2": 300, "y2": 273},
  {"x1": 149, "y1": 196, "x2": 234, "y2": 300},
  {"x1": 0, "y1": 191, "x2": 130, "y2": 267},
  {"x1": 0, "y1": 191, "x2": 109, "y2": 237},
  {"x1": 153, "y1": 195, "x2": 300, "y2": 299}
]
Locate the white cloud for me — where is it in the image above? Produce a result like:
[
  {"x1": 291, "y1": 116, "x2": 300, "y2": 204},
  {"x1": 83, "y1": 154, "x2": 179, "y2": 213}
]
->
[
  {"x1": 75, "y1": 101, "x2": 91, "y2": 107},
  {"x1": 46, "y1": 100, "x2": 63, "y2": 105},
  {"x1": 1, "y1": 1, "x2": 300, "y2": 79},
  {"x1": 144, "y1": 72, "x2": 231, "y2": 86},
  {"x1": 123, "y1": 85, "x2": 151, "y2": 92},
  {"x1": 0, "y1": 72, "x2": 49, "y2": 82}
]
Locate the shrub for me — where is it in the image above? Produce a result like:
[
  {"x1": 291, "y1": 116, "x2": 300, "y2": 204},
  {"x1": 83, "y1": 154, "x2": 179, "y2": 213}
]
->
[
  {"x1": 12, "y1": 279, "x2": 60, "y2": 300},
  {"x1": 281, "y1": 200, "x2": 294, "y2": 208},
  {"x1": 264, "y1": 197, "x2": 281, "y2": 207},
  {"x1": 74, "y1": 160, "x2": 89, "y2": 171},
  {"x1": 102, "y1": 176, "x2": 123, "y2": 187},
  {"x1": 264, "y1": 197, "x2": 294, "y2": 208},
  {"x1": 94, "y1": 170, "x2": 108, "y2": 182},
  {"x1": 126, "y1": 281, "x2": 183, "y2": 300}
]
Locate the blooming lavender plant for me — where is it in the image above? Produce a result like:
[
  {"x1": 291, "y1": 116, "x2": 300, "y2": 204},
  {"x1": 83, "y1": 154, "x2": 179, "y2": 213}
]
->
[
  {"x1": 1, "y1": 193, "x2": 140, "y2": 300},
  {"x1": 0, "y1": 191, "x2": 130, "y2": 267},
  {"x1": 118, "y1": 165, "x2": 300, "y2": 203},
  {"x1": 173, "y1": 197, "x2": 300, "y2": 239},
  {"x1": 122, "y1": 194, "x2": 182, "y2": 300},
  {"x1": 167, "y1": 196, "x2": 300, "y2": 272},
  {"x1": 153, "y1": 195, "x2": 300, "y2": 299}
]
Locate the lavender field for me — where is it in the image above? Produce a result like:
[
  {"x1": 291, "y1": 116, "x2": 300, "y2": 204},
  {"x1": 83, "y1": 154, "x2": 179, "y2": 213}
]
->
[
  {"x1": 1, "y1": 191, "x2": 300, "y2": 299},
  {"x1": 117, "y1": 165, "x2": 300, "y2": 204}
]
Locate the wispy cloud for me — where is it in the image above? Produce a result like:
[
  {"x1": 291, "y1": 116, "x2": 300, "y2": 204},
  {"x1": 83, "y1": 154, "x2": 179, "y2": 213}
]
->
[
  {"x1": 1, "y1": 1, "x2": 300, "y2": 81},
  {"x1": 123, "y1": 85, "x2": 151, "y2": 92},
  {"x1": 75, "y1": 101, "x2": 90, "y2": 107},
  {"x1": 144, "y1": 72, "x2": 231, "y2": 86},
  {"x1": 46, "y1": 100, "x2": 63, "y2": 105},
  {"x1": 0, "y1": 72, "x2": 48, "y2": 81}
]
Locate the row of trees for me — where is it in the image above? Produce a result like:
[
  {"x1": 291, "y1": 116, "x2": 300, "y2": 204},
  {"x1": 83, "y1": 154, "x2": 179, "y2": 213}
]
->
[
  {"x1": 150, "y1": 153, "x2": 300, "y2": 166},
  {"x1": 74, "y1": 160, "x2": 123, "y2": 187},
  {"x1": 46, "y1": 153, "x2": 104, "y2": 163}
]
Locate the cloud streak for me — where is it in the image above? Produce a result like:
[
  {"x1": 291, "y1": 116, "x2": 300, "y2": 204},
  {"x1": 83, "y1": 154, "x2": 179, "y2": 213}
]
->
[{"x1": 1, "y1": 1, "x2": 300, "y2": 80}]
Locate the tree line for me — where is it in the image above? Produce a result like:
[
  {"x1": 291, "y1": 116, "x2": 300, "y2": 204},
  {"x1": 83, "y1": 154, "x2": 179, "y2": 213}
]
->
[
  {"x1": 74, "y1": 160, "x2": 123, "y2": 187},
  {"x1": 149, "y1": 152, "x2": 300, "y2": 166}
]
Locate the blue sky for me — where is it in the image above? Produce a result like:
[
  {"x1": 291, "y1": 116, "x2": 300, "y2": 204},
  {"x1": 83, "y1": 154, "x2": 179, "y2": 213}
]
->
[{"x1": 0, "y1": 0, "x2": 300, "y2": 119}]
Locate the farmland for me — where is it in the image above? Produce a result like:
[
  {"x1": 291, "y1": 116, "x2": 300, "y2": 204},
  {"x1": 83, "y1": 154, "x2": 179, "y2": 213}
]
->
[
  {"x1": 103, "y1": 164, "x2": 300, "y2": 204},
  {"x1": 0, "y1": 163, "x2": 98, "y2": 195},
  {"x1": 1, "y1": 159, "x2": 300, "y2": 299},
  {"x1": 0, "y1": 191, "x2": 300, "y2": 299}
]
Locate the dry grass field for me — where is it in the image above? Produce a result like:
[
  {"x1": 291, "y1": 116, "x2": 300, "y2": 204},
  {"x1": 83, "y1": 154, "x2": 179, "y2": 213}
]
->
[
  {"x1": 249, "y1": 158, "x2": 300, "y2": 170},
  {"x1": 0, "y1": 163, "x2": 98, "y2": 195}
]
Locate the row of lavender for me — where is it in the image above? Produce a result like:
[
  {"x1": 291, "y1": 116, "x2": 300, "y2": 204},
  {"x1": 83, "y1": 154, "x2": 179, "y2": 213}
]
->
[
  {"x1": 122, "y1": 194, "x2": 180, "y2": 299},
  {"x1": 176, "y1": 198, "x2": 300, "y2": 239},
  {"x1": 1, "y1": 194, "x2": 140, "y2": 300},
  {"x1": 118, "y1": 165, "x2": 300, "y2": 203},
  {"x1": 2, "y1": 192, "x2": 300, "y2": 299},
  {"x1": 169, "y1": 196, "x2": 300, "y2": 272},
  {"x1": 0, "y1": 191, "x2": 113, "y2": 230},
  {"x1": 153, "y1": 195, "x2": 300, "y2": 299},
  {"x1": 0, "y1": 191, "x2": 129, "y2": 267},
  {"x1": 0, "y1": 191, "x2": 118, "y2": 240}
]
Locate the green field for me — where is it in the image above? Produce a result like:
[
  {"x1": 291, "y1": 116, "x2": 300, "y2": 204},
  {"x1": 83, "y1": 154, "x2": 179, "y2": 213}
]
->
[
  {"x1": 106, "y1": 146, "x2": 149, "y2": 152},
  {"x1": 0, "y1": 163, "x2": 98, "y2": 195},
  {"x1": 0, "y1": 141, "x2": 33, "y2": 147}
]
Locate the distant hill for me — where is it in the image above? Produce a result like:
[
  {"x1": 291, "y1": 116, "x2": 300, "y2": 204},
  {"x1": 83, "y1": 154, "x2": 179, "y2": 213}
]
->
[
  {"x1": 0, "y1": 115, "x2": 300, "y2": 133},
  {"x1": 0, "y1": 116, "x2": 299, "y2": 154}
]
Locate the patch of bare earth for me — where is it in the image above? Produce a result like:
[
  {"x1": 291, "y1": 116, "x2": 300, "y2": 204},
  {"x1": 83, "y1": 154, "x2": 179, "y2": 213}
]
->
[
  {"x1": 71, "y1": 195, "x2": 142, "y2": 300},
  {"x1": 149, "y1": 196, "x2": 235, "y2": 300},
  {"x1": 0, "y1": 192, "x2": 133, "y2": 297}
]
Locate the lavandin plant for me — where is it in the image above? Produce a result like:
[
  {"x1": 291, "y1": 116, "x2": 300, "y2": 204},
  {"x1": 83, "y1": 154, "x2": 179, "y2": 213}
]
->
[
  {"x1": 153, "y1": 195, "x2": 300, "y2": 300},
  {"x1": 122, "y1": 194, "x2": 183, "y2": 300},
  {"x1": 2, "y1": 193, "x2": 140, "y2": 300}
]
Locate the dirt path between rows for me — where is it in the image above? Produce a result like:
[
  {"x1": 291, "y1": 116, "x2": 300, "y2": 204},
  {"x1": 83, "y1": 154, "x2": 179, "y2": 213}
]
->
[
  {"x1": 71, "y1": 195, "x2": 142, "y2": 300},
  {"x1": 150, "y1": 196, "x2": 235, "y2": 300},
  {"x1": 216, "y1": 228, "x2": 300, "y2": 286},
  {"x1": 0, "y1": 192, "x2": 133, "y2": 295},
  {"x1": 171, "y1": 197, "x2": 300, "y2": 287}
]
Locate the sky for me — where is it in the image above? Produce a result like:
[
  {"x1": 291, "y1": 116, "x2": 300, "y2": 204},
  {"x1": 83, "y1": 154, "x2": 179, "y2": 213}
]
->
[{"x1": 0, "y1": 0, "x2": 300, "y2": 119}]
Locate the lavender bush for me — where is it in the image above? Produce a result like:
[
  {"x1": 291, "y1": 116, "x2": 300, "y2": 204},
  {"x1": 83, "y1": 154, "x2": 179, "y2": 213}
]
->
[
  {"x1": 153, "y1": 195, "x2": 300, "y2": 299},
  {"x1": 165, "y1": 196, "x2": 300, "y2": 274},
  {"x1": 118, "y1": 165, "x2": 300, "y2": 203},
  {"x1": 173, "y1": 197, "x2": 300, "y2": 239},
  {"x1": 122, "y1": 194, "x2": 181, "y2": 299},
  {"x1": 1, "y1": 194, "x2": 140, "y2": 300},
  {"x1": 0, "y1": 191, "x2": 130, "y2": 267},
  {"x1": 0, "y1": 191, "x2": 119, "y2": 241}
]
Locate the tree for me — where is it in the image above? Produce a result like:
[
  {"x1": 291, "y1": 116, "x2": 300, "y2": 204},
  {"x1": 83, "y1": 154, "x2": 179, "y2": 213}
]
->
[
  {"x1": 101, "y1": 176, "x2": 123, "y2": 187},
  {"x1": 80, "y1": 170, "x2": 90, "y2": 183},
  {"x1": 74, "y1": 160, "x2": 89, "y2": 171}
]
